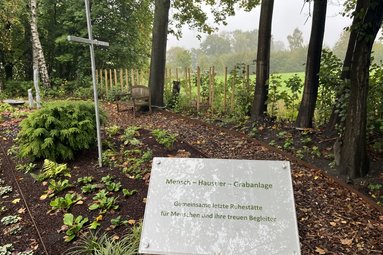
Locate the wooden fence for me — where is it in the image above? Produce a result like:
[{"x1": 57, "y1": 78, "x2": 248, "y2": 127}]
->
[{"x1": 96, "y1": 65, "x2": 252, "y2": 113}]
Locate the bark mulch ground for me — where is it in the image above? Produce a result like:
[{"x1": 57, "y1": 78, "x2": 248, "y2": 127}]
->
[
  {"x1": 106, "y1": 104, "x2": 383, "y2": 255},
  {"x1": 0, "y1": 104, "x2": 382, "y2": 254}
]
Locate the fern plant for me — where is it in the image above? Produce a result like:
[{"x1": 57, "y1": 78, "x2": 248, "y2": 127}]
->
[
  {"x1": 31, "y1": 159, "x2": 71, "y2": 182},
  {"x1": 17, "y1": 101, "x2": 106, "y2": 161}
]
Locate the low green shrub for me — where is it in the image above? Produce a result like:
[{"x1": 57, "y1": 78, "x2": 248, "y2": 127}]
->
[{"x1": 17, "y1": 101, "x2": 106, "y2": 161}]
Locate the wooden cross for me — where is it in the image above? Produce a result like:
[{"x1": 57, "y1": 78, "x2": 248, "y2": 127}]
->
[{"x1": 67, "y1": 0, "x2": 109, "y2": 167}]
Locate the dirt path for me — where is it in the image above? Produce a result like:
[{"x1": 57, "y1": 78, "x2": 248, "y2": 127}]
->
[{"x1": 106, "y1": 104, "x2": 383, "y2": 255}]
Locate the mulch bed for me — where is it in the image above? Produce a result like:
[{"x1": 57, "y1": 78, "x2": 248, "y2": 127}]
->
[{"x1": 0, "y1": 103, "x2": 382, "y2": 254}]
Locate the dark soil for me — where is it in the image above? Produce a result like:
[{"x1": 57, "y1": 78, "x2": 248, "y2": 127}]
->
[{"x1": 1, "y1": 104, "x2": 383, "y2": 255}]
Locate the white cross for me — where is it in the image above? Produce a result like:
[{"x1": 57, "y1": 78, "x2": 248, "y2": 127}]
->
[{"x1": 67, "y1": 0, "x2": 109, "y2": 167}]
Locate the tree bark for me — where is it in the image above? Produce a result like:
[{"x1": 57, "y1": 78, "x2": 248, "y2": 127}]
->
[
  {"x1": 339, "y1": 0, "x2": 383, "y2": 179},
  {"x1": 296, "y1": 0, "x2": 327, "y2": 128},
  {"x1": 149, "y1": 0, "x2": 170, "y2": 107},
  {"x1": 251, "y1": 0, "x2": 274, "y2": 120},
  {"x1": 326, "y1": 0, "x2": 368, "y2": 132},
  {"x1": 30, "y1": 0, "x2": 50, "y2": 88}
]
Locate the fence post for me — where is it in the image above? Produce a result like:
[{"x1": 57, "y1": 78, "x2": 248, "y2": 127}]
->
[
  {"x1": 224, "y1": 67, "x2": 227, "y2": 112},
  {"x1": 109, "y1": 69, "x2": 113, "y2": 96},
  {"x1": 119, "y1": 69, "x2": 123, "y2": 90},
  {"x1": 188, "y1": 68, "x2": 192, "y2": 102},
  {"x1": 197, "y1": 66, "x2": 200, "y2": 112},
  {"x1": 231, "y1": 67, "x2": 236, "y2": 112},
  {"x1": 125, "y1": 69, "x2": 129, "y2": 91},
  {"x1": 211, "y1": 66, "x2": 215, "y2": 113},
  {"x1": 104, "y1": 69, "x2": 108, "y2": 97},
  {"x1": 114, "y1": 69, "x2": 118, "y2": 89}
]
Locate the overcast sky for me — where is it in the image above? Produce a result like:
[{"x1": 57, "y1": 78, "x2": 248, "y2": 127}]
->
[{"x1": 167, "y1": 0, "x2": 351, "y2": 50}]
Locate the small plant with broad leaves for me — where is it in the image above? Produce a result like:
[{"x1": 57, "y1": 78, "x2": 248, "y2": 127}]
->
[
  {"x1": 110, "y1": 215, "x2": 129, "y2": 227},
  {"x1": 151, "y1": 129, "x2": 177, "y2": 150},
  {"x1": 0, "y1": 244, "x2": 13, "y2": 255},
  {"x1": 0, "y1": 186, "x2": 12, "y2": 197},
  {"x1": 105, "y1": 125, "x2": 120, "y2": 137},
  {"x1": 31, "y1": 159, "x2": 70, "y2": 182},
  {"x1": 63, "y1": 213, "x2": 89, "y2": 242},
  {"x1": 89, "y1": 189, "x2": 119, "y2": 214},
  {"x1": 50, "y1": 193, "x2": 82, "y2": 211},
  {"x1": 122, "y1": 189, "x2": 137, "y2": 198},
  {"x1": 1, "y1": 215, "x2": 21, "y2": 225},
  {"x1": 41, "y1": 179, "x2": 72, "y2": 199},
  {"x1": 77, "y1": 176, "x2": 94, "y2": 184},
  {"x1": 121, "y1": 126, "x2": 141, "y2": 146},
  {"x1": 81, "y1": 184, "x2": 98, "y2": 194}
]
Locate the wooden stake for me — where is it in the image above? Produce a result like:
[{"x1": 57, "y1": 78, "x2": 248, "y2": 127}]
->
[
  {"x1": 104, "y1": 69, "x2": 108, "y2": 97},
  {"x1": 188, "y1": 68, "x2": 192, "y2": 101},
  {"x1": 109, "y1": 69, "x2": 113, "y2": 95},
  {"x1": 113, "y1": 69, "x2": 117, "y2": 89},
  {"x1": 211, "y1": 66, "x2": 215, "y2": 113},
  {"x1": 99, "y1": 69, "x2": 103, "y2": 92},
  {"x1": 125, "y1": 69, "x2": 129, "y2": 91},
  {"x1": 224, "y1": 67, "x2": 227, "y2": 112},
  {"x1": 246, "y1": 64, "x2": 250, "y2": 93},
  {"x1": 197, "y1": 66, "x2": 200, "y2": 112},
  {"x1": 119, "y1": 68, "x2": 123, "y2": 90},
  {"x1": 231, "y1": 67, "x2": 236, "y2": 112}
]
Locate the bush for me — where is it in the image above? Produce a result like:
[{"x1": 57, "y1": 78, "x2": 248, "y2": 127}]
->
[{"x1": 17, "y1": 100, "x2": 106, "y2": 161}]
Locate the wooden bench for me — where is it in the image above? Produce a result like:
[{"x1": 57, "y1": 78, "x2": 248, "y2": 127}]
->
[{"x1": 116, "y1": 85, "x2": 152, "y2": 116}]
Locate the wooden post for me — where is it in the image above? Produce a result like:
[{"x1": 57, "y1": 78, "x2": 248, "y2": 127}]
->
[
  {"x1": 119, "y1": 68, "x2": 123, "y2": 90},
  {"x1": 136, "y1": 69, "x2": 139, "y2": 85},
  {"x1": 99, "y1": 69, "x2": 103, "y2": 92},
  {"x1": 188, "y1": 68, "x2": 192, "y2": 101},
  {"x1": 113, "y1": 69, "x2": 117, "y2": 89},
  {"x1": 109, "y1": 69, "x2": 113, "y2": 95},
  {"x1": 125, "y1": 68, "x2": 129, "y2": 91},
  {"x1": 231, "y1": 67, "x2": 236, "y2": 112},
  {"x1": 197, "y1": 66, "x2": 200, "y2": 112},
  {"x1": 176, "y1": 68, "x2": 179, "y2": 81},
  {"x1": 211, "y1": 66, "x2": 215, "y2": 113},
  {"x1": 131, "y1": 69, "x2": 134, "y2": 87},
  {"x1": 246, "y1": 64, "x2": 250, "y2": 93},
  {"x1": 95, "y1": 69, "x2": 99, "y2": 88},
  {"x1": 104, "y1": 69, "x2": 108, "y2": 97},
  {"x1": 208, "y1": 67, "x2": 212, "y2": 107},
  {"x1": 168, "y1": 68, "x2": 172, "y2": 94},
  {"x1": 224, "y1": 67, "x2": 227, "y2": 112}
]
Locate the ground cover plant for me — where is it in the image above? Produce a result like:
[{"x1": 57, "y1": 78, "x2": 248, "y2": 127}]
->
[{"x1": 0, "y1": 104, "x2": 204, "y2": 254}]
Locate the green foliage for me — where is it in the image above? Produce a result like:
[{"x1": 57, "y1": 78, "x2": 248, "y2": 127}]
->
[
  {"x1": 105, "y1": 125, "x2": 120, "y2": 137},
  {"x1": 77, "y1": 176, "x2": 94, "y2": 184},
  {"x1": 63, "y1": 213, "x2": 89, "y2": 242},
  {"x1": 1, "y1": 215, "x2": 21, "y2": 225},
  {"x1": 48, "y1": 179, "x2": 72, "y2": 194},
  {"x1": 65, "y1": 224, "x2": 142, "y2": 255},
  {"x1": 89, "y1": 189, "x2": 119, "y2": 214},
  {"x1": 32, "y1": 159, "x2": 70, "y2": 182},
  {"x1": 122, "y1": 149, "x2": 152, "y2": 179},
  {"x1": 316, "y1": 49, "x2": 343, "y2": 126},
  {"x1": 0, "y1": 186, "x2": 12, "y2": 197},
  {"x1": 15, "y1": 163, "x2": 37, "y2": 173},
  {"x1": 110, "y1": 216, "x2": 129, "y2": 227},
  {"x1": 151, "y1": 129, "x2": 177, "y2": 150},
  {"x1": 0, "y1": 103, "x2": 14, "y2": 114},
  {"x1": 0, "y1": 244, "x2": 14, "y2": 255},
  {"x1": 81, "y1": 184, "x2": 98, "y2": 194},
  {"x1": 122, "y1": 189, "x2": 137, "y2": 198},
  {"x1": 2, "y1": 81, "x2": 32, "y2": 97},
  {"x1": 267, "y1": 74, "x2": 283, "y2": 117},
  {"x1": 281, "y1": 74, "x2": 303, "y2": 120},
  {"x1": 50, "y1": 193, "x2": 82, "y2": 211},
  {"x1": 121, "y1": 126, "x2": 141, "y2": 146},
  {"x1": 17, "y1": 101, "x2": 106, "y2": 161}
]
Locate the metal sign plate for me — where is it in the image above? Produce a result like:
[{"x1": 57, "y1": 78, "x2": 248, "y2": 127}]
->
[{"x1": 139, "y1": 157, "x2": 300, "y2": 255}]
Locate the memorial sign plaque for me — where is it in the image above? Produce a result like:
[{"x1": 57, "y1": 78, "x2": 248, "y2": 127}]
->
[{"x1": 139, "y1": 158, "x2": 300, "y2": 255}]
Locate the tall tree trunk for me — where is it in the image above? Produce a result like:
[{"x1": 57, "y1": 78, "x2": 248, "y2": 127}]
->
[
  {"x1": 296, "y1": 0, "x2": 327, "y2": 128},
  {"x1": 339, "y1": 0, "x2": 383, "y2": 179},
  {"x1": 30, "y1": 0, "x2": 50, "y2": 88},
  {"x1": 149, "y1": 0, "x2": 170, "y2": 107},
  {"x1": 326, "y1": 0, "x2": 368, "y2": 132},
  {"x1": 251, "y1": 0, "x2": 274, "y2": 120}
]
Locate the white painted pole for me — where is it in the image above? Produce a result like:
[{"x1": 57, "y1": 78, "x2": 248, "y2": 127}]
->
[
  {"x1": 85, "y1": 0, "x2": 103, "y2": 167},
  {"x1": 33, "y1": 68, "x2": 41, "y2": 108}
]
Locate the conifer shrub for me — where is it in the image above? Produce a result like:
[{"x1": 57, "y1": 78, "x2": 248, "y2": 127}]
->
[{"x1": 17, "y1": 101, "x2": 106, "y2": 161}]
